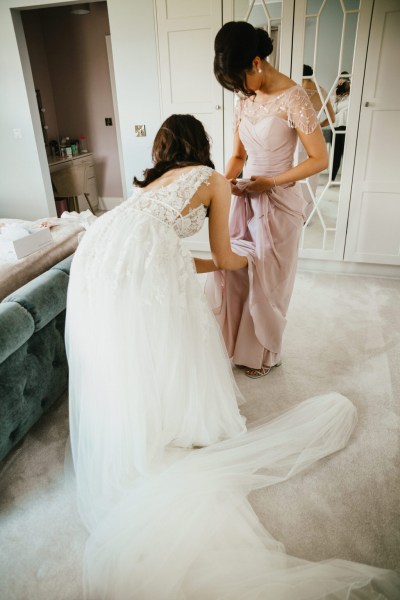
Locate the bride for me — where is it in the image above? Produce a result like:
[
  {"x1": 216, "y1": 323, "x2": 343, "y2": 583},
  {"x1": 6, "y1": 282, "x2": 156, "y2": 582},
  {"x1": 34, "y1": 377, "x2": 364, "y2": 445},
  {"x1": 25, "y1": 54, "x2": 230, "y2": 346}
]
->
[{"x1": 66, "y1": 114, "x2": 399, "y2": 599}]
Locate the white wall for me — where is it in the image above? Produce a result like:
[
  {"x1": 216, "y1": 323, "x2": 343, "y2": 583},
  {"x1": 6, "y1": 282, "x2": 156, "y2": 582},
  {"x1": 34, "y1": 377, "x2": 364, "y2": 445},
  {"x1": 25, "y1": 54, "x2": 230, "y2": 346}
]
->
[
  {"x1": 0, "y1": 0, "x2": 161, "y2": 219},
  {"x1": 106, "y1": 0, "x2": 161, "y2": 198}
]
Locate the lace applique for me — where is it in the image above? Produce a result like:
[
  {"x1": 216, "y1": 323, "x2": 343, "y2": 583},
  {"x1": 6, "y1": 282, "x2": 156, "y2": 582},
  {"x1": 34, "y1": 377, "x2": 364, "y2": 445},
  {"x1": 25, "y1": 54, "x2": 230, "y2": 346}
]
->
[
  {"x1": 129, "y1": 165, "x2": 212, "y2": 238},
  {"x1": 238, "y1": 85, "x2": 319, "y2": 134},
  {"x1": 77, "y1": 166, "x2": 214, "y2": 320},
  {"x1": 174, "y1": 204, "x2": 207, "y2": 238},
  {"x1": 139, "y1": 226, "x2": 211, "y2": 335}
]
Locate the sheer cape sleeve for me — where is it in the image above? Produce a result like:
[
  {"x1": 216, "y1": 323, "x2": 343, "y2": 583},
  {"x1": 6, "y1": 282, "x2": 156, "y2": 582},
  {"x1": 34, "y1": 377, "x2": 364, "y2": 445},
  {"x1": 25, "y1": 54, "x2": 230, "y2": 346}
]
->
[
  {"x1": 234, "y1": 97, "x2": 246, "y2": 131},
  {"x1": 285, "y1": 86, "x2": 320, "y2": 134}
]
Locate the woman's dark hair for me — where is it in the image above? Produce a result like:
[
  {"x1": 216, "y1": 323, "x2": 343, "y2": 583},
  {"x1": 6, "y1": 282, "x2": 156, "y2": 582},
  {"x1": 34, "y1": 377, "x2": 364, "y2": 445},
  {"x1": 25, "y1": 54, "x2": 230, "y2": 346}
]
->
[
  {"x1": 336, "y1": 80, "x2": 351, "y2": 96},
  {"x1": 214, "y1": 21, "x2": 273, "y2": 97},
  {"x1": 303, "y1": 64, "x2": 313, "y2": 77},
  {"x1": 134, "y1": 114, "x2": 215, "y2": 187}
]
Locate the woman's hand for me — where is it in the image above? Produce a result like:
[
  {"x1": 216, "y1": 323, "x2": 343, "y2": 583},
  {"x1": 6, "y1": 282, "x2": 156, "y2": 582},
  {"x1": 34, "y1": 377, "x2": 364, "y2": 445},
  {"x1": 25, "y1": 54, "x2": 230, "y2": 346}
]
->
[
  {"x1": 229, "y1": 179, "x2": 248, "y2": 197},
  {"x1": 245, "y1": 176, "x2": 275, "y2": 194}
]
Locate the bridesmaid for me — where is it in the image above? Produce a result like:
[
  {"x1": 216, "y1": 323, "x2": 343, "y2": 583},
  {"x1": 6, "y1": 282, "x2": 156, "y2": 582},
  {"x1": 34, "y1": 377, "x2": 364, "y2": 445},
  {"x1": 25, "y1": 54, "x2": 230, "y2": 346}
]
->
[{"x1": 205, "y1": 21, "x2": 328, "y2": 378}]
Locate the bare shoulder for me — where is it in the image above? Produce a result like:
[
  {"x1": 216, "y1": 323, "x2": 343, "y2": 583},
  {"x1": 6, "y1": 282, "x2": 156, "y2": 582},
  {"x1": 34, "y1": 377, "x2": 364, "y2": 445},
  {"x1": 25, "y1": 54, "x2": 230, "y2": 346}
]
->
[
  {"x1": 207, "y1": 170, "x2": 230, "y2": 194},
  {"x1": 274, "y1": 71, "x2": 297, "y2": 91},
  {"x1": 193, "y1": 169, "x2": 228, "y2": 208}
]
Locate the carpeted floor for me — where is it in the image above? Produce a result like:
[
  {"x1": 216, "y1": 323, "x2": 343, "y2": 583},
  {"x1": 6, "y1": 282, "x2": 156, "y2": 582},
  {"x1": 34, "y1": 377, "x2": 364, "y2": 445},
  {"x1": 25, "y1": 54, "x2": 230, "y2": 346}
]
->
[{"x1": 1, "y1": 270, "x2": 399, "y2": 599}]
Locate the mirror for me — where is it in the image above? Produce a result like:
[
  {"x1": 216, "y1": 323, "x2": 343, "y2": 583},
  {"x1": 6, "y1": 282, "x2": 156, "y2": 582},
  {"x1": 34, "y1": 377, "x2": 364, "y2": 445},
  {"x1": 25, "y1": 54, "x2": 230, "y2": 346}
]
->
[
  {"x1": 234, "y1": 0, "x2": 283, "y2": 69},
  {"x1": 233, "y1": 0, "x2": 360, "y2": 254},
  {"x1": 300, "y1": 0, "x2": 360, "y2": 252}
]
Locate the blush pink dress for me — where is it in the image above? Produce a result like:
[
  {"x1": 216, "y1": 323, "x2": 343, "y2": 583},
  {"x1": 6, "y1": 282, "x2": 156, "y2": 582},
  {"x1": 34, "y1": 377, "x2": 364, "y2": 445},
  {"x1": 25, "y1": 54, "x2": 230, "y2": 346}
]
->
[{"x1": 205, "y1": 85, "x2": 319, "y2": 369}]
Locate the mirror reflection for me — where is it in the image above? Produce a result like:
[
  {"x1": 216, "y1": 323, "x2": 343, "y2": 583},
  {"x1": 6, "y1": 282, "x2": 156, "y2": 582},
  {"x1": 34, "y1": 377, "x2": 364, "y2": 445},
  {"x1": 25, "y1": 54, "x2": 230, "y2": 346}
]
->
[
  {"x1": 301, "y1": 0, "x2": 359, "y2": 252},
  {"x1": 233, "y1": 0, "x2": 360, "y2": 253},
  {"x1": 234, "y1": 0, "x2": 283, "y2": 69}
]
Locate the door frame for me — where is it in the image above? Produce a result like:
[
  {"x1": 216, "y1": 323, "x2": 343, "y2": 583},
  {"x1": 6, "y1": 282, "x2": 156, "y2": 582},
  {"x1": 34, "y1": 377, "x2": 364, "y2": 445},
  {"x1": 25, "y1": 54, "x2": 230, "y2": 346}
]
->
[
  {"x1": 14, "y1": 0, "x2": 126, "y2": 214},
  {"x1": 106, "y1": 34, "x2": 128, "y2": 203}
]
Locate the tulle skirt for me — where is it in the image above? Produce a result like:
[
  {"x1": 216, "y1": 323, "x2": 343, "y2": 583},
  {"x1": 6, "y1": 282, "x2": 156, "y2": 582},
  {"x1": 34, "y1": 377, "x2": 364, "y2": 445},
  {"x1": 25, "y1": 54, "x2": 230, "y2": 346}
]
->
[{"x1": 66, "y1": 206, "x2": 400, "y2": 599}]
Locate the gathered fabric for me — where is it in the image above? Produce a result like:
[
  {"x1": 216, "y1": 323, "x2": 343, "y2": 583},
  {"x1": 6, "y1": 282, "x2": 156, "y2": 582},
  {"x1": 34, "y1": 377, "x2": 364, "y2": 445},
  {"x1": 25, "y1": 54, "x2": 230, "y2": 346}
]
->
[{"x1": 206, "y1": 86, "x2": 313, "y2": 368}]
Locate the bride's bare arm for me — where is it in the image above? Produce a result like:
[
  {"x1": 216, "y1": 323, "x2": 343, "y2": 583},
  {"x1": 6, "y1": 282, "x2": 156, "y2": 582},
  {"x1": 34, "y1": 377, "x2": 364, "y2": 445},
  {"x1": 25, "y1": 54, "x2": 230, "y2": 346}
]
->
[{"x1": 194, "y1": 174, "x2": 247, "y2": 274}]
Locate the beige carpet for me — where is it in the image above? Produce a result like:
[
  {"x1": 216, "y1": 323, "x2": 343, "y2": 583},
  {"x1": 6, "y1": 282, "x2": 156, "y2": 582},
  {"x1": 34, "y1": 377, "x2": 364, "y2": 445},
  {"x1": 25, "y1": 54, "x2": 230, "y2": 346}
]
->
[{"x1": 1, "y1": 270, "x2": 399, "y2": 599}]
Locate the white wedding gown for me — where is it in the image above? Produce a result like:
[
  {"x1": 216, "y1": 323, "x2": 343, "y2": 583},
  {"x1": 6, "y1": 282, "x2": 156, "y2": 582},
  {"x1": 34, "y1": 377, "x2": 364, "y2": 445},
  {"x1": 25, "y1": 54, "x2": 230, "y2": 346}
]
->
[{"x1": 66, "y1": 166, "x2": 399, "y2": 599}]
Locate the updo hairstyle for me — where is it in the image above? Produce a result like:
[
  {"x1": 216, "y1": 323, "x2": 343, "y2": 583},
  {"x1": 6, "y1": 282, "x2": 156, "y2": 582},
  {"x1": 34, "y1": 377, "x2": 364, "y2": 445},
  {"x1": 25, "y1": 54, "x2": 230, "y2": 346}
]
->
[{"x1": 214, "y1": 21, "x2": 273, "y2": 96}]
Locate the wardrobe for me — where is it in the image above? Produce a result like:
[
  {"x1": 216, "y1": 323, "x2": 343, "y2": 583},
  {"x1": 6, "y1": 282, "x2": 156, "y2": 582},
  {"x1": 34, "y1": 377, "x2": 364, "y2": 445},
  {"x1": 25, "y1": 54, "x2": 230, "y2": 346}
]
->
[{"x1": 154, "y1": 0, "x2": 400, "y2": 273}]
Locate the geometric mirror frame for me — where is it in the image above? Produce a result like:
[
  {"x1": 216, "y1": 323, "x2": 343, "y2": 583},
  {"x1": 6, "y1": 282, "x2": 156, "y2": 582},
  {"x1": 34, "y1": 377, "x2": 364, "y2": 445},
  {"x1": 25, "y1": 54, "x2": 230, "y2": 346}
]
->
[{"x1": 299, "y1": 0, "x2": 360, "y2": 255}]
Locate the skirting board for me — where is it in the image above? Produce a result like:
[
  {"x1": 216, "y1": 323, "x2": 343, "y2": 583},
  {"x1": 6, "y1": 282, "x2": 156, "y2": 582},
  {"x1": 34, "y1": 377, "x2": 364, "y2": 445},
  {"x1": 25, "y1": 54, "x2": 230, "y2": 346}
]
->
[
  {"x1": 188, "y1": 248, "x2": 400, "y2": 280},
  {"x1": 98, "y1": 197, "x2": 124, "y2": 210},
  {"x1": 297, "y1": 258, "x2": 400, "y2": 279}
]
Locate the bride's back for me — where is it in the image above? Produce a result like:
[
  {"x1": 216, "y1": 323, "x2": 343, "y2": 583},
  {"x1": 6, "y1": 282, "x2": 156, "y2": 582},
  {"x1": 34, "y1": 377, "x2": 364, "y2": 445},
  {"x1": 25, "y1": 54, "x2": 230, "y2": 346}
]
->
[{"x1": 131, "y1": 165, "x2": 215, "y2": 239}]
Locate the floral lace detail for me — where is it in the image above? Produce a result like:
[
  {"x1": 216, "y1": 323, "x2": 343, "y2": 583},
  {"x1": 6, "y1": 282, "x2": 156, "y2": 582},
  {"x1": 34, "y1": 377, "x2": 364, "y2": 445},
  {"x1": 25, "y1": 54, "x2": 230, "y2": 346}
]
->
[
  {"x1": 234, "y1": 85, "x2": 319, "y2": 134},
  {"x1": 174, "y1": 204, "x2": 207, "y2": 238},
  {"x1": 74, "y1": 165, "x2": 214, "y2": 331},
  {"x1": 139, "y1": 221, "x2": 213, "y2": 339},
  {"x1": 128, "y1": 166, "x2": 212, "y2": 238}
]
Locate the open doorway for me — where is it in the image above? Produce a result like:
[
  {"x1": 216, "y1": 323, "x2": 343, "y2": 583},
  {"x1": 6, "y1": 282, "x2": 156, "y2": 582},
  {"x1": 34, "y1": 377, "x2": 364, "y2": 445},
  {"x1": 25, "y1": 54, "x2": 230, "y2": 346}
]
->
[{"x1": 20, "y1": 1, "x2": 124, "y2": 215}]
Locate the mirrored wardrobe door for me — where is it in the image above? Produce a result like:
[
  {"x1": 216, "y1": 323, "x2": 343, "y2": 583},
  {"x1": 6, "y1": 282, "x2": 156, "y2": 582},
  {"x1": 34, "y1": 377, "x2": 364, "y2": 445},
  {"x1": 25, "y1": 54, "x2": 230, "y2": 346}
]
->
[
  {"x1": 222, "y1": 0, "x2": 295, "y2": 162},
  {"x1": 292, "y1": 0, "x2": 370, "y2": 260},
  {"x1": 231, "y1": 0, "x2": 283, "y2": 69}
]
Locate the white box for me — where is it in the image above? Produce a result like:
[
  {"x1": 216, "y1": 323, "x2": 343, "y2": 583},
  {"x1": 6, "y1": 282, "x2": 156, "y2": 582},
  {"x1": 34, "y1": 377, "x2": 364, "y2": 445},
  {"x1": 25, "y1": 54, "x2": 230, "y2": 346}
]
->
[{"x1": 9, "y1": 228, "x2": 53, "y2": 259}]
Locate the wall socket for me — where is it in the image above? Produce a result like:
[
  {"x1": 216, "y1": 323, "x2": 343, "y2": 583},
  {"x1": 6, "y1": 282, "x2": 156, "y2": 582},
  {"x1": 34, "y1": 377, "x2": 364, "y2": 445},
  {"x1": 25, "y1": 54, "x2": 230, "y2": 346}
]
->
[
  {"x1": 105, "y1": 117, "x2": 113, "y2": 126},
  {"x1": 134, "y1": 125, "x2": 146, "y2": 137}
]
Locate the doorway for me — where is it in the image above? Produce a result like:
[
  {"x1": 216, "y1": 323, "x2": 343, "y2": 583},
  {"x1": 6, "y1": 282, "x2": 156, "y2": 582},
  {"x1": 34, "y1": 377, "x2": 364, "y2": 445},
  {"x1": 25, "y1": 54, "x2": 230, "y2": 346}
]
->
[{"x1": 19, "y1": 1, "x2": 124, "y2": 215}]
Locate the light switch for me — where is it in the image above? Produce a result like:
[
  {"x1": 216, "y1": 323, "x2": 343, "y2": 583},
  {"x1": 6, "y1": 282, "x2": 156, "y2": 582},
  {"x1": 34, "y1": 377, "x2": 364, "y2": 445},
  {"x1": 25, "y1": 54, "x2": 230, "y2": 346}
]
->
[
  {"x1": 134, "y1": 125, "x2": 146, "y2": 137},
  {"x1": 13, "y1": 128, "x2": 22, "y2": 139}
]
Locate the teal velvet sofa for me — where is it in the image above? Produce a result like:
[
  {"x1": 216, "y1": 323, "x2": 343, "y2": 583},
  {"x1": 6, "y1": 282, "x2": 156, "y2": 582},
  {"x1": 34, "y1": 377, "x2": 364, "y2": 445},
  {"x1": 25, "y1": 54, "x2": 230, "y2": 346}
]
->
[{"x1": 0, "y1": 254, "x2": 73, "y2": 462}]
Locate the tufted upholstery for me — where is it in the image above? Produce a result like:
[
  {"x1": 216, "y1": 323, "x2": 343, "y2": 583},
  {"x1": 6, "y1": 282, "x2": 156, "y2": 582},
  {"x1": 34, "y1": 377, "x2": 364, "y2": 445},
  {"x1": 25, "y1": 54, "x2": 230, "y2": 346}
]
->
[{"x1": 0, "y1": 255, "x2": 73, "y2": 461}]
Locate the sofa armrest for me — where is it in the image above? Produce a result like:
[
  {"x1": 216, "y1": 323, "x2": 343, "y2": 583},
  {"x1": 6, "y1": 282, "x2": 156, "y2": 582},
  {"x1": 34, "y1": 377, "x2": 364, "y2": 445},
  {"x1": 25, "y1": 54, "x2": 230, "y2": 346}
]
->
[
  {"x1": 0, "y1": 302, "x2": 35, "y2": 363},
  {"x1": 3, "y1": 269, "x2": 69, "y2": 333}
]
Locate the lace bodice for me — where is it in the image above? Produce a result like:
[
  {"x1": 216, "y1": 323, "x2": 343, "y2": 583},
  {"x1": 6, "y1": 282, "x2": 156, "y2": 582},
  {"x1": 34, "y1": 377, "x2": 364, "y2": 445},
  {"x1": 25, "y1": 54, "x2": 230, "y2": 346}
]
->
[{"x1": 127, "y1": 166, "x2": 212, "y2": 238}]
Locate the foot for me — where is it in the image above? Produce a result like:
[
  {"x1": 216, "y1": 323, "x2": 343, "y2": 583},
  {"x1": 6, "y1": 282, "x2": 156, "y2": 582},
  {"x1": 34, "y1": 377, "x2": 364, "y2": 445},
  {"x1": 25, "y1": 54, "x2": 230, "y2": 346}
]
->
[{"x1": 244, "y1": 362, "x2": 282, "y2": 379}]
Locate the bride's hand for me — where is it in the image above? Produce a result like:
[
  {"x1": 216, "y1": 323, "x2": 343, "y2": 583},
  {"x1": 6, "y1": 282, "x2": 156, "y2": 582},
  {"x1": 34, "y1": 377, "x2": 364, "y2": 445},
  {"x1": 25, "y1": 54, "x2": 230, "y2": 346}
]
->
[{"x1": 245, "y1": 176, "x2": 275, "y2": 194}]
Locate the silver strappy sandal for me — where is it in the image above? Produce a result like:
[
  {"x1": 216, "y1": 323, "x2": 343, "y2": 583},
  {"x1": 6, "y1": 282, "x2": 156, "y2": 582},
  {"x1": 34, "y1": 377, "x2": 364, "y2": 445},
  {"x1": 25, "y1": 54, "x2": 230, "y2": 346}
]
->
[{"x1": 244, "y1": 362, "x2": 282, "y2": 379}]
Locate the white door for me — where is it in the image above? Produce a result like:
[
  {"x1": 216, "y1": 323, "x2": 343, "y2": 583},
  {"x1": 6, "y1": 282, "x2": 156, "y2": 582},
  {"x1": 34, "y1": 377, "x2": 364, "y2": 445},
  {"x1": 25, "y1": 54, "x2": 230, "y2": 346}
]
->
[
  {"x1": 344, "y1": 0, "x2": 400, "y2": 265},
  {"x1": 155, "y1": 0, "x2": 223, "y2": 251}
]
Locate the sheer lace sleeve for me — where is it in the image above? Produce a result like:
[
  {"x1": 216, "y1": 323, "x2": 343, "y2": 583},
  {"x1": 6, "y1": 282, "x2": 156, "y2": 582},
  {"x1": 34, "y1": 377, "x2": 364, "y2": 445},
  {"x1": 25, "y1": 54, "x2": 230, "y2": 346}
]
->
[
  {"x1": 234, "y1": 97, "x2": 246, "y2": 131},
  {"x1": 285, "y1": 87, "x2": 320, "y2": 134}
]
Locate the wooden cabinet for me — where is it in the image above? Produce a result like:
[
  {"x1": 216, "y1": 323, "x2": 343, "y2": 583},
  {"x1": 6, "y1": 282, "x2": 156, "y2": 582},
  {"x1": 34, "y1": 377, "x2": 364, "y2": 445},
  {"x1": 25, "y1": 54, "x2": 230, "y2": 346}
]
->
[{"x1": 48, "y1": 153, "x2": 99, "y2": 213}]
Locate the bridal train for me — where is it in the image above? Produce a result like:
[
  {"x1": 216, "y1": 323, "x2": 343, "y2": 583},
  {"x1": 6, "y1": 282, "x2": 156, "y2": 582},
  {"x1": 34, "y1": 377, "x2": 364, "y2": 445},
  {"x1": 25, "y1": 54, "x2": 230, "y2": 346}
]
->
[{"x1": 66, "y1": 165, "x2": 400, "y2": 599}]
